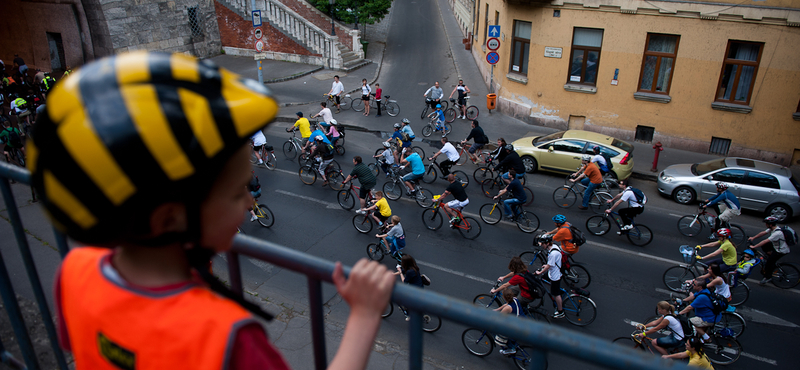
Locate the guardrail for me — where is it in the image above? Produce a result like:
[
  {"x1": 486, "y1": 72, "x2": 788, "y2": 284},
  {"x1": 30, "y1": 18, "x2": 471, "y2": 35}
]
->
[{"x1": 0, "y1": 160, "x2": 687, "y2": 370}]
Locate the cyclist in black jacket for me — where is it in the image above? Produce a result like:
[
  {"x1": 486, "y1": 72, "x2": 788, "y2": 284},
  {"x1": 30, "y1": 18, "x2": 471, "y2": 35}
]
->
[{"x1": 496, "y1": 145, "x2": 525, "y2": 184}]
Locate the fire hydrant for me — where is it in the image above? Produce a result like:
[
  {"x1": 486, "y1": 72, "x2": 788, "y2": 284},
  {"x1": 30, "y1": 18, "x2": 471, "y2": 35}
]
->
[{"x1": 651, "y1": 142, "x2": 663, "y2": 172}]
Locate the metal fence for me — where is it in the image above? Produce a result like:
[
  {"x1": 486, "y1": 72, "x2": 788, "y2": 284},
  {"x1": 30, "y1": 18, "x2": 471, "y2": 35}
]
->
[{"x1": 0, "y1": 161, "x2": 688, "y2": 370}]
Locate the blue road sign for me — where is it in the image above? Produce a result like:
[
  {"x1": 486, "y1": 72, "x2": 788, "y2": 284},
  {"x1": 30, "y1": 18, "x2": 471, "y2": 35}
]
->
[
  {"x1": 252, "y1": 10, "x2": 262, "y2": 27},
  {"x1": 486, "y1": 52, "x2": 500, "y2": 65},
  {"x1": 488, "y1": 25, "x2": 501, "y2": 38}
]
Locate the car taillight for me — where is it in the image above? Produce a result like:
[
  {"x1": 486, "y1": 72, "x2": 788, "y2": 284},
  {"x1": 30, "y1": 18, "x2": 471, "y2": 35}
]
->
[{"x1": 619, "y1": 152, "x2": 631, "y2": 165}]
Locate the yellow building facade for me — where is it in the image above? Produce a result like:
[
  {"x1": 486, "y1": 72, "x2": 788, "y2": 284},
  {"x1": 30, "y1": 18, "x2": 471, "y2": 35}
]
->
[{"x1": 468, "y1": 0, "x2": 800, "y2": 165}]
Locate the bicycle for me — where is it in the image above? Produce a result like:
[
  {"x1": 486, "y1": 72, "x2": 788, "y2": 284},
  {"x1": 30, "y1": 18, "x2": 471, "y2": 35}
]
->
[
  {"x1": 382, "y1": 301, "x2": 441, "y2": 332},
  {"x1": 552, "y1": 178, "x2": 612, "y2": 214},
  {"x1": 366, "y1": 237, "x2": 404, "y2": 263},
  {"x1": 250, "y1": 142, "x2": 276, "y2": 170},
  {"x1": 444, "y1": 96, "x2": 479, "y2": 123},
  {"x1": 451, "y1": 142, "x2": 472, "y2": 166},
  {"x1": 662, "y1": 245, "x2": 750, "y2": 308},
  {"x1": 479, "y1": 194, "x2": 540, "y2": 233},
  {"x1": 372, "y1": 142, "x2": 425, "y2": 167},
  {"x1": 381, "y1": 167, "x2": 435, "y2": 208},
  {"x1": 677, "y1": 207, "x2": 746, "y2": 247},
  {"x1": 461, "y1": 328, "x2": 545, "y2": 370},
  {"x1": 472, "y1": 281, "x2": 548, "y2": 322},
  {"x1": 298, "y1": 157, "x2": 345, "y2": 190},
  {"x1": 282, "y1": 130, "x2": 305, "y2": 160},
  {"x1": 479, "y1": 172, "x2": 535, "y2": 207},
  {"x1": 519, "y1": 241, "x2": 591, "y2": 289},
  {"x1": 585, "y1": 204, "x2": 653, "y2": 246},
  {"x1": 528, "y1": 273, "x2": 597, "y2": 326},
  {"x1": 352, "y1": 199, "x2": 390, "y2": 234},
  {"x1": 472, "y1": 150, "x2": 500, "y2": 182},
  {"x1": 563, "y1": 172, "x2": 620, "y2": 195},
  {"x1": 422, "y1": 196, "x2": 481, "y2": 239},
  {"x1": 337, "y1": 181, "x2": 375, "y2": 210},
  {"x1": 323, "y1": 93, "x2": 351, "y2": 111},
  {"x1": 421, "y1": 157, "x2": 469, "y2": 188},
  {"x1": 4, "y1": 145, "x2": 25, "y2": 167},
  {"x1": 750, "y1": 246, "x2": 800, "y2": 289},
  {"x1": 420, "y1": 98, "x2": 448, "y2": 119},
  {"x1": 421, "y1": 111, "x2": 452, "y2": 137},
  {"x1": 250, "y1": 198, "x2": 275, "y2": 228},
  {"x1": 353, "y1": 94, "x2": 400, "y2": 117}
]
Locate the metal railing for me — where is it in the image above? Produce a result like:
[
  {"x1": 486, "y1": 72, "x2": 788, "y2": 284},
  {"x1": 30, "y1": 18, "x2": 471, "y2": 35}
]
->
[{"x1": 0, "y1": 160, "x2": 687, "y2": 370}]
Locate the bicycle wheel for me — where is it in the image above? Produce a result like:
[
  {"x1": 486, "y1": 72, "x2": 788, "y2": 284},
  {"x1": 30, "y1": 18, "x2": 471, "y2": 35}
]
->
[
  {"x1": 662, "y1": 266, "x2": 696, "y2": 292},
  {"x1": 385, "y1": 101, "x2": 400, "y2": 117},
  {"x1": 627, "y1": 224, "x2": 653, "y2": 246},
  {"x1": 516, "y1": 211, "x2": 539, "y2": 234},
  {"x1": 588, "y1": 192, "x2": 612, "y2": 214},
  {"x1": 677, "y1": 215, "x2": 704, "y2": 237},
  {"x1": 351, "y1": 98, "x2": 364, "y2": 112},
  {"x1": 337, "y1": 190, "x2": 355, "y2": 210},
  {"x1": 410, "y1": 146, "x2": 425, "y2": 159},
  {"x1": 366, "y1": 243, "x2": 385, "y2": 261},
  {"x1": 442, "y1": 122, "x2": 452, "y2": 136},
  {"x1": 728, "y1": 224, "x2": 746, "y2": 247},
  {"x1": 552, "y1": 187, "x2": 577, "y2": 208},
  {"x1": 353, "y1": 214, "x2": 373, "y2": 233},
  {"x1": 452, "y1": 170, "x2": 469, "y2": 188},
  {"x1": 466, "y1": 106, "x2": 479, "y2": 120},
  {"x1": 772, "y1": 263, "x2": 800, "y2": 289},
  {"x1": 512, "y1": 345, "x2": 540, "y2": 370},
  {"x1": 563, "y1": 294, "x2": 596, "y2": 326},
  {"x1": 13, "y1": 149, "x2": 25, "y2": 167},
  {"x1": 420, "y1": 105, "x2": 429, "y2": 119},
  {"x1": 264, "y1": 153, "x2": 277, "y2": 170},
  {"x1": 729, "y1": 282, "x2": 749, "y2": 306},
  {"x1": 334, "y1": 145, "x2": 345, "y2": 156},
  {"x1": 462, "y1": 328, "x2": 493, "y2": 357},
  {"x1": 715, "y1": 312, "x2": 745, "y2": 339},
  {"x1": 299, "y1": 165, "x2": 316, "y2": 185},
  {"x1": 256, "y1": 204, "x2": 275, "y2": 228},
  {"x1": 283, "y1": 141, "x2": 297, "y2": 159},
  {"x1": 564, "y1": 263, "x2": 591, "y2": 289},
  {"x1": 421, "y1": 209, "x2": 443, "y2": 230},
  {"x1": 523, "y1": 186, "x2": 535, "y2": 206},
  {"x1": 455, "y1": 151, "x2": 469, "y2": 166},
  {"x1": 458, "y1": 217, "x2": 481, "y2": 240},
  {"x1": 415, "y1": 187, "x2": 434, "y2": 208},
  {"x1": 479, "y1": 203, "x2": 503, "y2": 225},
  {"x1": 480, "y1": 178, "x2": 503, "y2": 198},
  {"x1": 473, "y1": 167, "x2": 494, "y2": 183},
  {"x1": 421, "y1": 125, "x2": 433, "y2": 137},
  {"x1": 585, "y1": 215, "x2": 611, "y2": 236},
  {"x1": 383, "y1": 180, "x2": 402, "y2": 201},
  {"x1": 340, "y1": 96, "x2": 352, "y2": 110},
  {"x1": 382, "y1": 303, "x2": 393, "y2": 318},
  {"x1": 519, "y1": 251, "x2": 544, "y2": 273},
  {"x1": 249, "y1": 149, "x2": 259, "y2": 164},
  {"x1": 444, "y1": 108, "x2": 456, "y2": 123},
  {"x1": 368, "y1": 163, "x2": 380, "y2": 177},
  {"x1": 704, "y1": 336, "x2": 741, "y2": 365},
  {"x1": 326, "y1": 170, "x2": 345, "y2": 190},
  {"x1": 422, "y1": 165, "x2": 437, "y2": 184},
  {"x1": 473, "y1": 294, "x2": 501, "y2": 309},
  {"x1": 421, "y1": 313, "x2": 442, "y2": 332}
]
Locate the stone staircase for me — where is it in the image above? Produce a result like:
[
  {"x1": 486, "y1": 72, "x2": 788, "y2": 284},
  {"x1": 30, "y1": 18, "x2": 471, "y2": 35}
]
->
[{"x1": 216, "y1": 0, "x2": 369, "y2": 71}]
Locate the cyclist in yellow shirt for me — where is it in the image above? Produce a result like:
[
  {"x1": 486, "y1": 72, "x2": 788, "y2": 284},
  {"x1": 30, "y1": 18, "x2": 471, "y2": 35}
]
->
[
  {"x1": 287, "y1": 111, "x2": 312, "y2": 150},
  {"x1": 360, "y1": 191, "x2": 392, "y2": 228}
]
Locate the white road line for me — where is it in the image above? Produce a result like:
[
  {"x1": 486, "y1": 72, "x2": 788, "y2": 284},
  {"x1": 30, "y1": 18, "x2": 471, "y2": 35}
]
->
[
  {"x1": 416, "y1": 260, "x2": 494, "y2": 285},
  {"x1": 586, "y1": 240, "x2": 678, "y2": 265},
  {"x1": 741, "y1": 352, "x2": 778, "y2": 366},
  {"x1": 274, "y1": 189, "x2": 340, "y2": 209}
]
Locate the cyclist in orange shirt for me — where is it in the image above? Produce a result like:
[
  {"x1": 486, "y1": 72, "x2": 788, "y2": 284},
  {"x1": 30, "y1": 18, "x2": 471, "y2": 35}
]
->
[
  {"x1": 570, "y1": 155, "x2": 603, "y2": 210},
  {"x1": 544, "y1": 214, "x2": 579, "y2": 255}
]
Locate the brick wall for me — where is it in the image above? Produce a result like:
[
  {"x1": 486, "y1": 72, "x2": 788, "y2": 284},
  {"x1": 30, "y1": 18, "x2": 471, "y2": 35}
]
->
[
  {"x1": 216, "y1": 1, "x2": 317, "y2": 56},
  {"x1": 275, "y1": 0, "x2": 352, "y2": 50}
]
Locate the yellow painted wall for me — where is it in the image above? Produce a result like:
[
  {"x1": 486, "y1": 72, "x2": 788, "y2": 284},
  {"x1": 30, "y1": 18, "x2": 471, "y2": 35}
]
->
[{"x1": 474, "y1": 1, "x2": 800, "y2": 160}]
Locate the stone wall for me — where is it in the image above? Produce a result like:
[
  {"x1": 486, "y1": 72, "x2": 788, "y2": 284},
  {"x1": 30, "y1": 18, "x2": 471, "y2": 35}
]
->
[{"x1": 216, "y1": 1, "x2": 315, "y2": 56}]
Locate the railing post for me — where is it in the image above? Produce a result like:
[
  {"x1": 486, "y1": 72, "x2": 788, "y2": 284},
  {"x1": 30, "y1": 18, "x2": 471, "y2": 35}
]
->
[
  {"x1": 52, "y1": 228, "x2": 70, "y2": 259},
  {"x1": 307, "y1": 277, "x2": 327, "y2": 370},
  {"x1": 226, "y1": 251, "x2": 244, "y2": 298},
  {"x1": 407, "y1": 311, "x2": 423, "y2": 370},
  {"x1": 0, "y1": 337, "x2": 27, "y2": 369}
]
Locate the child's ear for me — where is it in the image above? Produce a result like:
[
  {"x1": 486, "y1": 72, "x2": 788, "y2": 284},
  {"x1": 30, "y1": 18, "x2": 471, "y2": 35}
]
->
[{"x1": 149, "y1": 202, "x2": 188, "y2": 236}]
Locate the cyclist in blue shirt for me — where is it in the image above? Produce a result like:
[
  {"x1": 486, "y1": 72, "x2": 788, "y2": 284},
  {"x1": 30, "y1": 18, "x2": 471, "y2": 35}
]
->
[
  {"x1": 493, "y1": 288, "x2": 526, "y2": 355},
  {"x1": 493, "y1": 169, "x2": 527, "y2": 220},
  {"x1": 678, "y1": 278, "x2": 720, "y2": 342},
  {"x1": 400, "y1": 150, "x2": 425, "y2": 194},
  {"x1": 308, "y1": 124, "x2": 332, "y2": 146},
  {"x1": 702, "y1": 182, "x2": 741, "y2": 237}
]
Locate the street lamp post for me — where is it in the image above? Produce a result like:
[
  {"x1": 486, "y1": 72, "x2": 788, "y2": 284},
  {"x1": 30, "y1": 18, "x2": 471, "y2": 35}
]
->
[{"x1": 329, "y1": 0, "x2": 336, "y2": 36}]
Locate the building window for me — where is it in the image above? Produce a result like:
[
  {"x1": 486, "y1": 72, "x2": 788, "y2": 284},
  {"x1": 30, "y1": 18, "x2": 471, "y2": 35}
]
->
[
  {"x1": 483, "y1": 4, "x2": 489, "y2": 43},
  {"x1": 635, "y1": 125, "x2": 655, "y2": 143},
  {"x1": 568, "y1": 28, "x2": 603, "y2": 85},
  {"x1": 638, "y1": 34, "x2": 679, "y2": 94},
  {"x1": 709, "y1": 137, "x2": 732, "y2": 156},
  {"x1": 715, "y1": 41, "x2": 762, "y2": 105},
  {"x1": 475, "y1": 0, "x2": 480, "y2": 42},
  {"x1": 510, "y1": 21, "x2": 531, "y2": 75},
  {"x1": 188, "y1": 6, "x2": 203, "y2": 37}
]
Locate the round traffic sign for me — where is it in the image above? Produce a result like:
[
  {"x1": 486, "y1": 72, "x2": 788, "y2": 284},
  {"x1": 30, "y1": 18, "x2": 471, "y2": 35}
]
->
[
  {"x1": 254, "y1": 28, "x2": 263, "y2": 40},
  {"x1": 255, "y1": 40, "x2": 264, "y2": 52},
  {"x1": 487, "y1": 37, "x2": 500, "y2": 51},
  {"x1": 486, "y1": 52, "x2": 499, "y2": 65}
]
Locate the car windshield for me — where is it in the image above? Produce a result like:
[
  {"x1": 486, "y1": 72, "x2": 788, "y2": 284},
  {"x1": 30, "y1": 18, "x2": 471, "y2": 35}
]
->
[
  {"x1": 532, "y1": 131, "x2": 565, "y2": 146},
  {"x1": 692, "y1": 158, "x2": 727, "y2": 176},
  {"x1": 611, "y1": 139, "x2": 634, "y2": 153}
]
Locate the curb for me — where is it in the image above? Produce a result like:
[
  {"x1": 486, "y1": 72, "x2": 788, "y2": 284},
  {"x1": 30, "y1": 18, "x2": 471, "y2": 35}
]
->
[{"x1": 264, "y1": 66, "x2": 325, "y2": 84}]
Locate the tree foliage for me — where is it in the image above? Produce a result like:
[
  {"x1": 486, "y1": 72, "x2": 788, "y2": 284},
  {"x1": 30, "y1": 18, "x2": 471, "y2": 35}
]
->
[{"x1": 310, "y1": 0, "x2": 392, "y2": 25}]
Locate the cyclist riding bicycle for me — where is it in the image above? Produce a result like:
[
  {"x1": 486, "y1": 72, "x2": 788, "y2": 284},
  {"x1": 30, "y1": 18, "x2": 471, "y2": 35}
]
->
[
  {"x1": 288, "y1": 111, "x2": 312, "y2": 150},
  {"x1": 544, "y1": 214, "x2": 579, "y2": 255},
  {"x1": 570, "y1": 155, "x2": 603, "y2": 210},
  {"x1": 360, "y1": 190, "x2": 392, "y2": 227},
  {"x1": 429, "y1": 137, "x2": 459, "y2": 178},
  {"x1": 309, "y1": 136, "x2": 335, "y2": 187},
  {"x1": 423, "y1": 81, "x2": 443, "y2": 110},
  {"x1": 312, "y1": 101, "x2": 334, "y2": 128},
  {"x1": 493, "y1": 169, "x2": 527, "y2": 220},
  {"x1": 400, "y1": 118, "x2": 415, "y2": 142},
  {"x1": 496, "y1": 145, "x2": 525, "y2": 184},
  {"x1": 638, "y1": 301, "x2": 686, "y2": 355},
  {"x1": 748, "y1": 216, "x2": 790, "y2": 286},
  {"x1": 374, "y1": 142, "x2": 395, "y2": 176},
  {"x1": 399, "y1": 150, "x2": 425, "y2": 195},
  {"x1": 437, "y1": 174, "x2": 469, "y2": 227},
  {"x1": 430, "y1": 104, "x2": 445, "y2": 135},
  {"x1": 683, "y1": 264, "x2": 733, "y2": 309},
  {"x1": 250, "y1": 129, "x2": 267, "y2": 165},
  {"x1": 389, "y1": 123, "x2": 405, "y2": 163},
  {"x1": 662, "y1": 337, "x2": 714, "y2": 369},
  {"x1": 533, "y1": 234, "x2": 565, "y2": 319},
  {"x1": 696, "y1": 228, "x2": 737, "y2": 273},
  {"x1": 0, "y1": 120, "x2": 25, "y2": 159},
  {"x1": 448, "y1": 79, "x2": 470, "y2": 119},
  {"x1": 461, "y1": 119, "x2": 488, "y2": 164},
  {"x1": 327, "y1": 75, "x2": 344, "y2": 112},
  {"x1": 306, "y1": 123, "x2": 332, "y2": 151},
  {"x1": 247, "y1": 171, "x2": 262, "y2": 222},
  {"x1": 377, "y1": 215, "x2": 405, "y2": 256},
  {"x1": 326, "y1": 119, "x2": 341, "y2": 146},
  {"x1": 590, "y1": 146, "x2": 610, "y2": 174},
  {"x1": 605, "y1": 185, "x2": 646, "y2": 231},
  {"x1": 493, "y1": 288, "x2": 526, "y2": 356},
  {"x1": 343, "y1": 156, "x2": 377, "y2": 211},
  {"x1": 493, "y1": 256, "x2": 535, "y2": 310},
  {"x1": 489, "y1": 138, "x2": 508, "y2": 163},
  {"x1": 702, "y1": 182, "x2": 740, "y2": 239},
  {"x1": 677, "y1": 278, "x2": 721, "y2": 343},
  {"x1": 10, "y1": 95, "x2": 31, "y2": 127}
]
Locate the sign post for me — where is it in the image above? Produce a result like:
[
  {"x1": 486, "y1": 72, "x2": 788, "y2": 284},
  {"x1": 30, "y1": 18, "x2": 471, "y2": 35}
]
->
[
  {"x1": 251, "y1": 7, "x2": 264, "y2": 84},
  {"x1": 486, "y1": 26, "x2": 500, "y2": 94}
]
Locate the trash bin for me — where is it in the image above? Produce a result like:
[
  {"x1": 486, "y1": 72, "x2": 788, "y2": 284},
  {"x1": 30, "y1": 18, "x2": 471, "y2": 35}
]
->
[
  {"x1": 361, "y1": 40, "x2": 369, "y2": 56},
  {"x1": 487, "y1": 93, "x2": 497, "y2": 110}
]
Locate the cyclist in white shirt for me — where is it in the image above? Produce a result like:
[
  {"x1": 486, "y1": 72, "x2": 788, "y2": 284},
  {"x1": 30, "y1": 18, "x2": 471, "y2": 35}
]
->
[
  {"x1": 251, "y1": 130, "x2": 267, "y2": 165},
  {"x1": 428, "y1": 137, "x2": 460, "y2": 178},
  {"x1": 312, "y1": 102, "x2": 334, "y2": 128},
  {"x1": 606, "y1": 186, "x2": 646, "y2": 231},
  {"x1": 534, "y1": 234, "x2": 564, "y2": 319},
  {"x1": 639, "y1": 301, "x2": 685, "y2": 355},
  {"x1": 327, "y1": 75, "x2": 344, "y2": 112}
]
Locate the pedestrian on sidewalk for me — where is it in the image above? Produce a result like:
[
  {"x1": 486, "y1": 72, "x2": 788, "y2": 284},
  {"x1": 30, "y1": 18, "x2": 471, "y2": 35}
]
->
[
  {"x1": 361, "y1": 79, "x2": 371, "y2": 116},
  {"x1": 448, "y1": 79, "x2": 470, "y2": 119},
  {"x1": 328, "y1": 75, "x2": 344, "y2": 113},
  {"x1": 374, "y1": 83, "x2": 382, "y2": 117}
]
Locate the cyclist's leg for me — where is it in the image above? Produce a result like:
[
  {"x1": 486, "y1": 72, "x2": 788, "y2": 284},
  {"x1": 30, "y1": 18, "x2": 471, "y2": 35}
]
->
[
  {"x1": 551, "y1": 279, "x2": 563, "y2": 312},
  {"x1": 718, "y1": 206, "x2": 740, "y2": 228},
  {"x1": 358, "y1": 185, "x2": 372, "y2": 210},
  {"x1": 319, "y1": 158, "x2": 333, "y2": 181},
  {"x1": 582, "y1": 182, "x2": 600, "y2": 208},
  {"x1": 253, "y1": 144, "x2": 263, "y2": 162},
  {"x1": 440, "y1": 160, "x2": 454, "y2": 176},
  {"x1": 762, "y1": 250, "x2": 787, "y2": 280}
]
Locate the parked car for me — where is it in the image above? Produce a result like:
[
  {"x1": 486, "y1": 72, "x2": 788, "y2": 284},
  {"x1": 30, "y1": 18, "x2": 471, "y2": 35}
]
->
[
  {"x1": 511, "y1": 130, "x2": 634, "y2": 180},
  {"x1": 657, "y1": 157, "x2": 800, "y2": 222}
]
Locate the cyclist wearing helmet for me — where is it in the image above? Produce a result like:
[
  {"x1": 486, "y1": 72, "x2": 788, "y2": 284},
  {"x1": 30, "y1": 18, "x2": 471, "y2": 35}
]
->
[
  {"x1": 696, "y1": 228, "x2": 737, "y2": 273},
  {"x1": 545, "y1": 214, "x2": 579, "y2": 254},
  {"x1": 310, "y1": 135, "x2": 335, "y2": 187},
  {"x1": 423, "y1": 81, "x2": 443, "y2": 110},
  {"x1": 749, "y1": 216, "x2": 790, "y2": 285},
  {"x1": 326, "y1": 119, "x2": 341, "y2": 146},
  {"x1": 497, "y1": 144, "x2": 525, "y2": 184},
  {"x1": 36, "y1": 52, "x2": 394, "y2": 370},
  {"x1": 312, "y1": 101, "x2": 333, "y2": 128},
  {"x1": 570, "y1": 155, "x2": 603, "y2": 210},
  {"x1": 590, "y1": 146, "x2": 610, "y2": 174},
  {"x1": 428, "y1": 104, "x2": 446, "y2": 135},
  {"x1": 731, "y1": 249, "x2": 757, "y2": 287},
  {"x1": 389, "y1": 123, "x2": 405, "y2": 163},
  {"x1": 702, "y1": 182, "x2": 740, "y2": 238},
  {"x1": 400, "y1": 118, "x2": 415, "y2": 143},
  {"x1": 461, "y1": 119, "x2": 488, "y2": 164},
  {"x1": 533, "y1": 233, "x2": 565, "y2": 319},
  {"x1": 373, "y1": 141, "x2": 394, "y2": 176}
]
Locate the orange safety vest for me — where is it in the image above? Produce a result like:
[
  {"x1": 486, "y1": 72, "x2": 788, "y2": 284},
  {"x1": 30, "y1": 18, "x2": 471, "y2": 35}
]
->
[{"x1": 59, "y1": 247, "x2": 255, "y2": 370}]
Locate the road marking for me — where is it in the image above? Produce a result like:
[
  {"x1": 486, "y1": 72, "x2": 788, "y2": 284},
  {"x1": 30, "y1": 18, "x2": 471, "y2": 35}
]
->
[
  {"x1": 416, "y1": 260, "x2": 494, "y2": 285},
  {"x1": 586, "y1": 240, "x2": 678, "y2": 265},
  {"x1": 274, "y1": 189, "x2": 341, "y2": 209}
]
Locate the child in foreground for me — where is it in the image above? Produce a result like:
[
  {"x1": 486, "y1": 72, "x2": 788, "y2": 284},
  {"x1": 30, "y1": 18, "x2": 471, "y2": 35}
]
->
[{"x1": 31, "y1": 51, "x2": 395, "y2": 370}]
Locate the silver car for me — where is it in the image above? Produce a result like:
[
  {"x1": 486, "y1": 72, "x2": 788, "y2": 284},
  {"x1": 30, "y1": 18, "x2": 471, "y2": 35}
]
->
[{"x1": 657, "y1": 157, "x2": 800, "y2": 222}]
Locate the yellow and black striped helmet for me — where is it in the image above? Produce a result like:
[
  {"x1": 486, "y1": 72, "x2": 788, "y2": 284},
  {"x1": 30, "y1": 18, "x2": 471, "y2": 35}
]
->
[{"x1": 28, "y1": 51, "x2": 279, "y2": 244}]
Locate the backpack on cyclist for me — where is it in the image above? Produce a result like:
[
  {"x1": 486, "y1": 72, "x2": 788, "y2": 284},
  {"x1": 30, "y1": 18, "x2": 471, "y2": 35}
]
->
[
  {"x1": 697, "y1": 291, "x2": 728, "y2": 315},
  {"x1": 4, "y1": 128, "x2": 22, "y2": 148},
  {"x1": 568, "y1": 225, "x2": 587, "y2": 247},
  {"x1": 517, "y1": 271, "x2": 544, "y2": 300},
  {"x1": 780, "y1": 225, "x2": 798, "y2": 247},
  {"x1": 337, "y1": 124, "x2": 346, "y2": 138},
  {"x1": 248, "y1": 172, "x2": 261, "y2": 192},
  {"x1": 400, "y1": 130, "x2": 411, "y2": 142},
  {"x1": 628, "y1": 187, "x2": 647, "y2": 205},
  {"x1": 601, "y1": 153, "x2": 614, "y2": 173},
  {"x1": 668, "y1": 314, "x2": 693, "y2": 339}
]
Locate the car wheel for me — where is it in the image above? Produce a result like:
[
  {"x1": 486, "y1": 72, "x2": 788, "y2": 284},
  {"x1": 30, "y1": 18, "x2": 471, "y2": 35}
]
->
[
  {"x1": 765, "y1": 203, "x2": 792, "y2": 223},
  {"x1": 521, "y1": 156, "x2": 538, "y2": 174},
  {"x1": 672, "y1": 186, "x2": 696, "y2": 204}
]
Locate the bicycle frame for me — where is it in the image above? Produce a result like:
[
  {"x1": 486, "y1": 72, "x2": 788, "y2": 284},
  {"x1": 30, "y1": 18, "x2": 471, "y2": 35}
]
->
[{"x1": 433, "y1": 200, "x2": 470, "y2": 231}]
